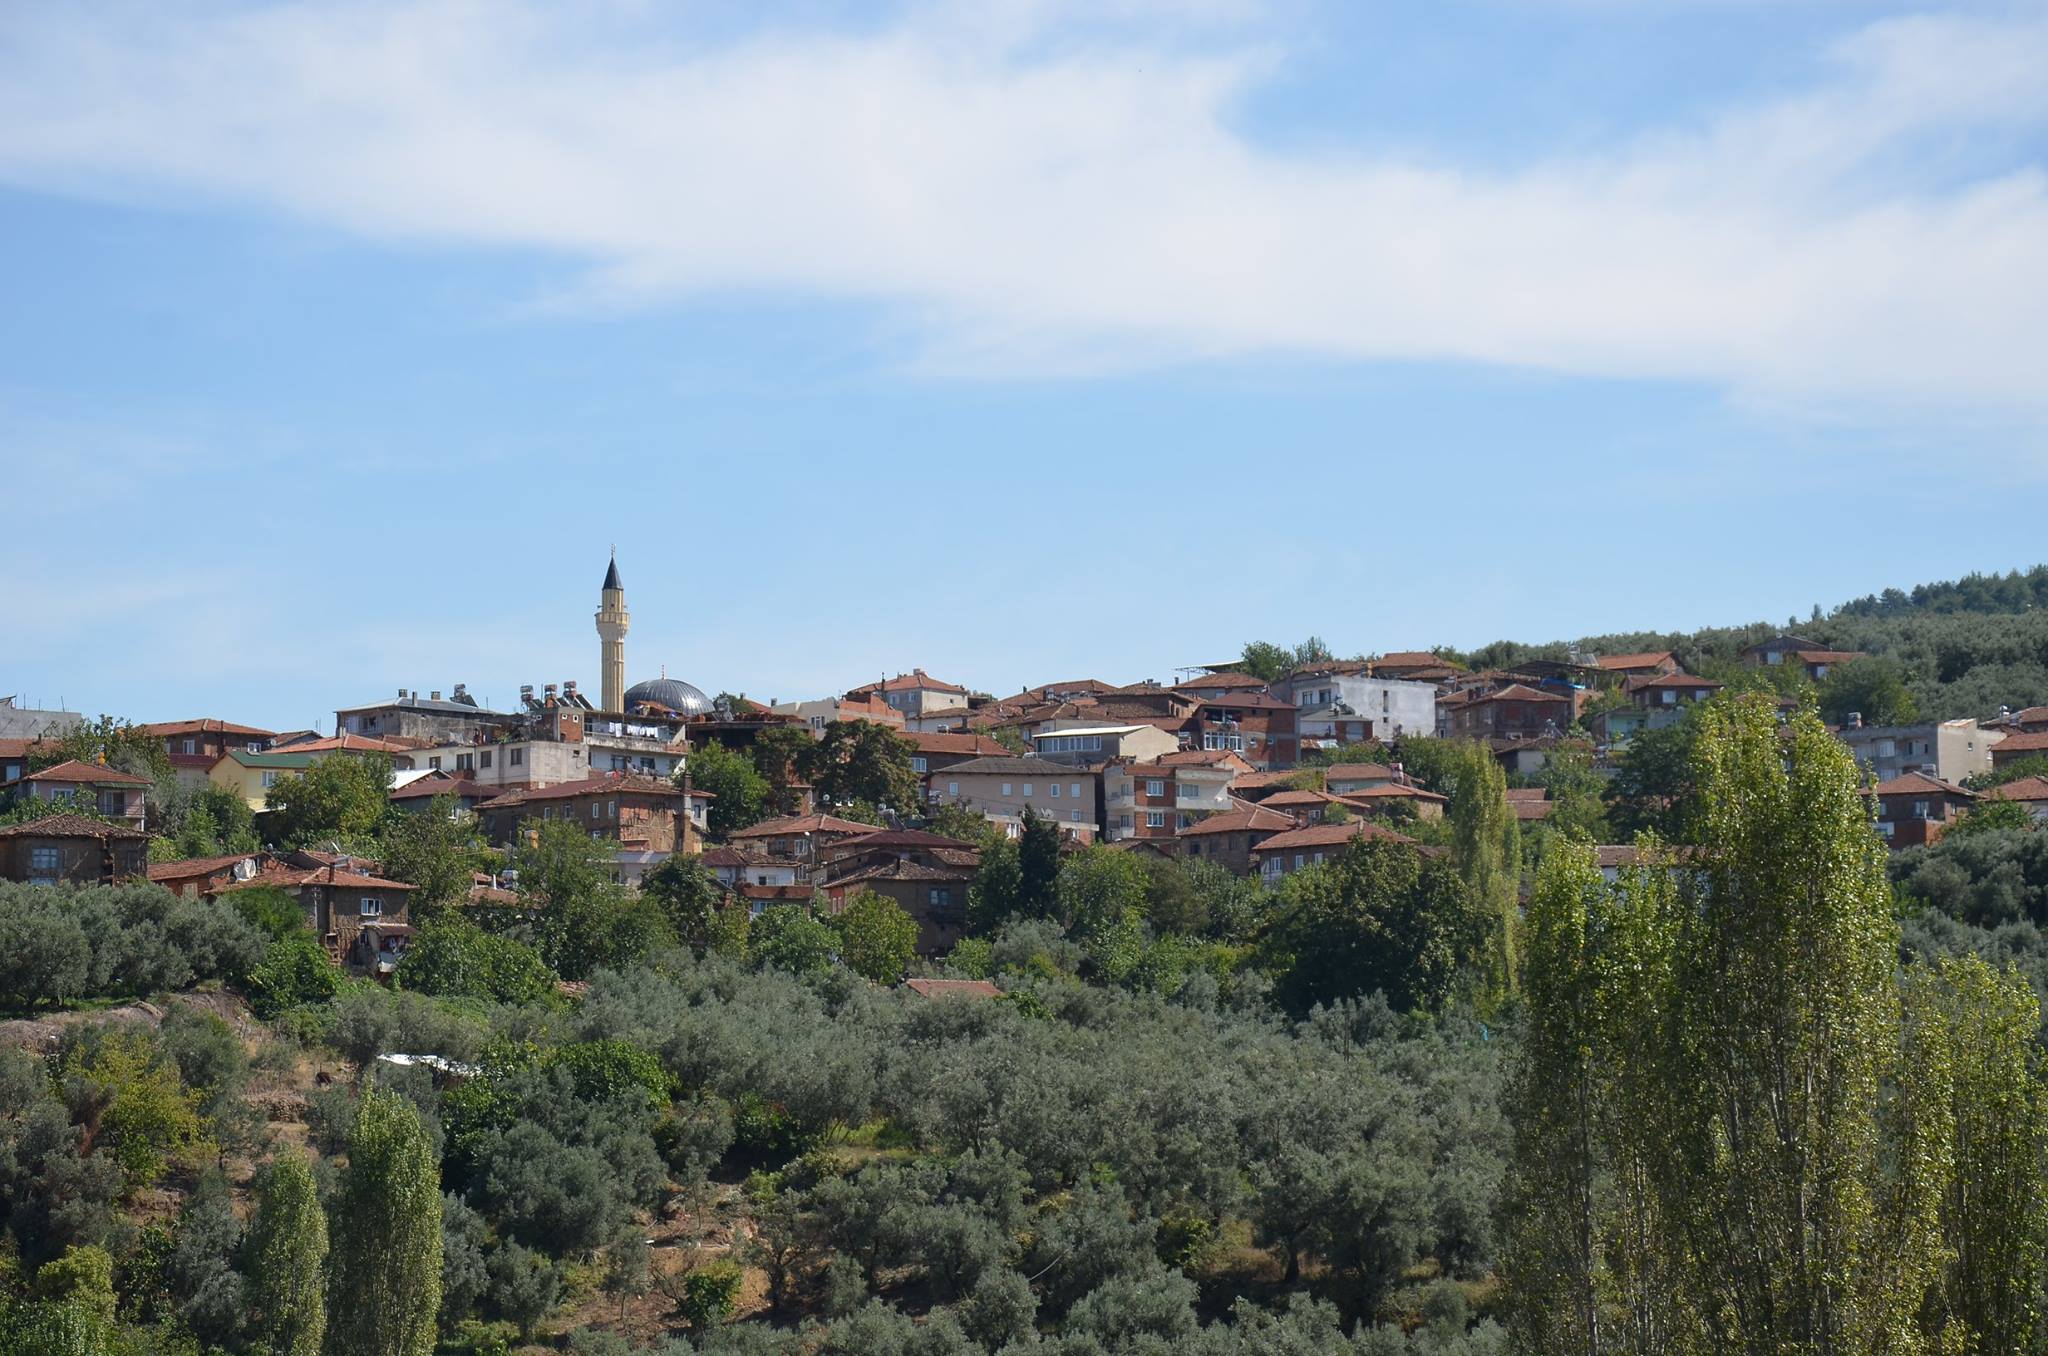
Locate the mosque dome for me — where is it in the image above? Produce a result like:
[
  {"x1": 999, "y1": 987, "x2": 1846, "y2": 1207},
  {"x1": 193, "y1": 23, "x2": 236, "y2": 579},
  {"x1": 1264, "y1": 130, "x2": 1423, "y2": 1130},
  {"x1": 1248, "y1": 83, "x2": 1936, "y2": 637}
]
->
[{"x1": 622, "y1": 675, "x2": 711, "y2": 715}]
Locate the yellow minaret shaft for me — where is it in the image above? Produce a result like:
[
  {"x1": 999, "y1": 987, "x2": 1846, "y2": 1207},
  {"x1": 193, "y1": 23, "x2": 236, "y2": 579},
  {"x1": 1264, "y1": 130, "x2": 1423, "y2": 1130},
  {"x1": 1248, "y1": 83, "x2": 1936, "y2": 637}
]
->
[{"x1": 596, "y1": 552, "x2": 629, "y2": 713}]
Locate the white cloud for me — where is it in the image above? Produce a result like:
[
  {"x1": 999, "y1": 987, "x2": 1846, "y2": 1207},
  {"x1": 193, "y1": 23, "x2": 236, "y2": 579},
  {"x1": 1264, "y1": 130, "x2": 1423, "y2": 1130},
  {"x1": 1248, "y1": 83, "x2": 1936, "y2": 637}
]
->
[{"x1": 1, "y1": 1, "x2": 2046, "y2": 408}]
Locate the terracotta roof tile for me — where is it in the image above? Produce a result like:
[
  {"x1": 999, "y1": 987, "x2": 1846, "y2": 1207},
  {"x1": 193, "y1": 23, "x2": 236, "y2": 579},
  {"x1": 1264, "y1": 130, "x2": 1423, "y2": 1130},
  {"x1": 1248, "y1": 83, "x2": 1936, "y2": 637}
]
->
[
  {"x1": 24, "y1": 759, "x2": 152, "y2": 786},
  {"x1": 1253, "y1": 820, "x2": 1418, "y2": 853},
  {"x1": 138, "y1": 719, "x2": 277, "y2": 739},
  {"x1": 0, "y1": 813, "x2": 147, "y2": 840}
]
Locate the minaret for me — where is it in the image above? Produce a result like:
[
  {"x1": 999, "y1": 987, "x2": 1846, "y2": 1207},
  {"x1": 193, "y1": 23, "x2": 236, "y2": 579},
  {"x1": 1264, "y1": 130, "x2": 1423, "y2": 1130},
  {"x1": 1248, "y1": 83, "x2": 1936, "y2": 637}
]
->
[{"x1": 596, "y1": 550, "x2": 629, "y2": 713}]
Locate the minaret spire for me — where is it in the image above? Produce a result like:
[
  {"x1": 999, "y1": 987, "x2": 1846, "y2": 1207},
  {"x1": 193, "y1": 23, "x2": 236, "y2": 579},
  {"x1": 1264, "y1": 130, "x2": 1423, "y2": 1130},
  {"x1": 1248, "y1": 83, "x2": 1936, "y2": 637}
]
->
[{"x1": 596, "y1": 549, "x2": 630, "y2": 713}]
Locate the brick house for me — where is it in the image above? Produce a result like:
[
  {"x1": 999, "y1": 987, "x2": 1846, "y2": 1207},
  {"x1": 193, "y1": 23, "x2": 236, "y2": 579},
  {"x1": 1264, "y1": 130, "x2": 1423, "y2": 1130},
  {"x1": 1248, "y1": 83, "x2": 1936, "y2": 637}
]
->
[
  {"x1": 819, "y1": 829, "x2": 981, "y2": 956},
  {"x1": 845, "y1": 670, "x2": 972, "y2": 723},
  {"x1": 1184, "y1": 693, "x2": 1299, "y2": 771},
  {"x1": 728, "y1": 812, "x2": 884, "y2": 881},
  {"x1": 1738, "y1": 635, "x2": 1868, "y2": 681},
  {"x1": 1592, "y1": 651, "x2": 1681, "y2": 680},
  {"x1": 1867, "y1": 771, "x2": 1976, "y2": 848},
  {"x1": 1175, "y1": 802, "x2": 1296, "y2": 874},
  {"x1": 17, "y1": 761, "x2": 151, "y2": 828},
  {"x1": 475, "y1": 773, "x2": 706, "y2": 885},
  {"x1": 1443, "y1": 684, "x2": 1573, "y2": 741},
  {"x1": 1991, "y1": 730, "x2": 2048, "y2": 771},
  {"x1": 1102, "y1": 753, "x2": 1237, "y2": 842},
  {"x1": 140, "y1": 719, "x2": 276, "y2": 790},
  {"x1": 0, "y1": 814, "x2": 150, "y2": 885},
  {"x1": 1250, "y1": 820, "x2": 1421, "y2": 884}
]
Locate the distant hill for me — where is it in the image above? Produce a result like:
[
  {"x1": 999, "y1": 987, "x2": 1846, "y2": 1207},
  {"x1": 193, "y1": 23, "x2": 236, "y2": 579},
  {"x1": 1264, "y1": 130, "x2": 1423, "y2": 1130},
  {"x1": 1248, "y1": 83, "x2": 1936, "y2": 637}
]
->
[{"x1": 1451, "y1": 566, "x2": 2048, "y2": 723}]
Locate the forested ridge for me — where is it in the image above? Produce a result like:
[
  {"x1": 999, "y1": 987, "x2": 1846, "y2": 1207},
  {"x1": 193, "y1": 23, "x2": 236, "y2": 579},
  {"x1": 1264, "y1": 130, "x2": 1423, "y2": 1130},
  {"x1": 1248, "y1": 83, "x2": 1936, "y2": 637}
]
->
[{"x1": 1450, "y1": 563, "x2": 2048, "y2": 720}]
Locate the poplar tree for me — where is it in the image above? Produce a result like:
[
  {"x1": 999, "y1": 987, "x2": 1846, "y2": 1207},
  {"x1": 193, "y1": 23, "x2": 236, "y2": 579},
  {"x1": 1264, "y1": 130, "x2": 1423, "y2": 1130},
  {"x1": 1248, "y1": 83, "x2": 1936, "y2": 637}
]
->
[
  {"x1": 244, "y1": 1152, "x2": 327, "y2": 1356},
  {"x1": 1500, "y1": 840, "x2": 1604, "y2": 1354},
  {"x1": 1448, "y1": 741, "x2": 1519, "y2": 999},
  {"x1": 328, "y1": 1090, "x2": 442, "y2": 1356},
  {"x1": 1666, "y1": 695, "x2": 1908, "y2": 1350},
  {"x1": 1901, "y1": 956, "x2": 2048, "y2": 1353}
]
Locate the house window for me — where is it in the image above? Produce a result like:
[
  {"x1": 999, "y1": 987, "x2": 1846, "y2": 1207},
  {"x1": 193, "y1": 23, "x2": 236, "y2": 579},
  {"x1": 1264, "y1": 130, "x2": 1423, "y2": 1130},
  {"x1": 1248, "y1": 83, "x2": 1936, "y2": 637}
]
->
[
  {"x1": 1877, "y1": 820, "x2": 1895, "y2": 838},
  {"x1": 1049, "y1": 782, "x2": 1061, "y2": 798},
  {"x1": 1146, "y1": 811, "x2": 1165, "y2": 828},
  {"x1": 1022, "y1": 783, "x2": 1033, "y2": 796},
  {"x1": 1072, "y1": 810, "x2": 1083, "y2": 823},
  {"x1": 1914, "y1": 800, "x2": 1930, "y2": 820},
  {"x1": 428, "y1": 756, "x2": 442, "y2": 770},
  {"x1": 457, "y1": 753, "x2": 474, "y2": 770},
  {"x1": 948, "y1": 781, "x2": 959, "y2": 797},
  {"x1": 1179, "y1": 812, "x2": 1194, "y2": 829},
  {"x1": 1120, "y1": 814, "x2": 1132, "y2": 829},
  {"x1": 911, "y1": 756, "x2": 928, "y2": 773},
  {"x1": 1001, "y1": 783, "x2": 1012, "y2": 797},
  {"x1": 1070, "y1": 783, "x2": 1081, "y2": 799},
  {"x1": 1178, "y1": 782, "x2": 1198, "y2": 798},
  {"x1": 1146, "y1": 780, "x2": 1166, "y2": 796},
  {"x1": 1294, "y1": 854, "x2": 1306, "y2": 869},
  {"x1": 359, "y1": 897, "x2": 383, "y2": 917},
  {"x1": 928, "y1": 887, "x2": 951, "y2": 907},
  {"x1": 29, "y1": 845, "x2": 60, "y2": 876},
  {"x1": 261, "y1": 770, "x2": 280, "y2": 788},
  {"x1": 509, "y1": 748, "x2": 524, "y2": 766},
  {"x1": 481, "y1": 750, "x2": 493, "y2": 769},
  {"x1": 182, "y1": 737, "x2": 197, "y2": 755},
  {"x1": 98, "y1": 790, "x2": 125, "y2": 816}
]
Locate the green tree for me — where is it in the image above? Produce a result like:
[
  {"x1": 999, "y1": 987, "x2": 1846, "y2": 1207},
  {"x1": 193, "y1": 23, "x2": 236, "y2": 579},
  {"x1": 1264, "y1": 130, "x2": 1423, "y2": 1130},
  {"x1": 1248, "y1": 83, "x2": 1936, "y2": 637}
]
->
[
  {"x1": 27, "y1": 715, "x2": 172, "y2": 780},
  {"x1": 803, "y1": 721, "x2": 921, "y2": 818},
  {"x1": 751, "y1": 904, "x2": 839, "y2": 976},
  {"x1": 750, "y1": 726, "x2": 816, "y2": 816},
  {"x1": 328, "y1": 1089, "x2": 443, "y2": 1356},
  {"x1": 967, "y1": 835, "x2": 1023, "y2": 933},
  {"x1": 1055, "y1": 847, "x2": 1150, "y2": 983},
  {"x1": 265, "y1": 752, "x2": 393, "y2": 850},
  {"x1": 1945, "y1": 797, "x2": 2034, "y2": 838},
  {"x1": 244, "y1": 1152, "x2": 328, "y2": 1356},
  {"x1": 1603, "y1": 718, "x2": 1698, "y2": 840},
  {"x1": 1238, "y1": 642, "x2": 1294, "y2": 683},
  {"x1": 828, "y1": 890, "x2": 919, "y2": 983},
  {"x1": 1261, "y1": 839, "x2": 1482, "y2": 1015},
  {"x1": 1499, "y1": 840, "x2": 1605, "y2": 1354},
  {"x1": 395, "y1": 915, "x2": 556, "y2": 1004},
  {"x1": 1818, "y1": 656, "x2": 1919, "y2": 728},
  {"x1": 642, "y1": 852, "x2": 727, "y2": 952},
  {"x1": 513, "y1": 818, "x2": 636, "y2": 981},
  {"x1": 380, "y1": 795, "x2": 484, "y2": 911},
  {"x1": 61, "y1": 1030, "x2": 209, "y2": 1190},
  {"x1": 1446, "y1": 740, "x2": 1520, "y2": 1000},
  {"x1": 683, "y1": 740, "x2": 769, "y2": 836},
  {"x1": 1900, "y1": 956, "x2": 2048, "y2": 1353},
  {"x1": 1017, "y1": 809, "x2": 1062, "y2": 919}
]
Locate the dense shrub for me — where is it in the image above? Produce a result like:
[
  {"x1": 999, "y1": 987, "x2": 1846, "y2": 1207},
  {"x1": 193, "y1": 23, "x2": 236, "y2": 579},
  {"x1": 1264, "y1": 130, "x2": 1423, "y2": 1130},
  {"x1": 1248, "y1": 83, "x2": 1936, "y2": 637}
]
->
[{"x1": 0, "y1": 881, "x2": 266, "y2": 1012}]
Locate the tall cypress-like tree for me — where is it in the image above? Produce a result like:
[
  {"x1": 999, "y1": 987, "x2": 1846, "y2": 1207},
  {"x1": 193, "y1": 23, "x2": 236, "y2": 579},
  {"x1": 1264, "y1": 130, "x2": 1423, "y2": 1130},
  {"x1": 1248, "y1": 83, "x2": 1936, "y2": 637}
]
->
[
  {"x1": 1503, "y1": 694, "x2": 2048, "y2": 1355},
  {"x1": 244, "y1": 1152, "x2": 327, "y2": 1356},
  {"x1": 328, "y1": 1090, "x2": 442, "y2": 1356},
  {"x1": 1448, "y1": 740, "x2": 1519, "y2": 999},
  {"x1": 1901, "y1": 956, "x2": 2048, "y2": 1353},
  {"x1": 1500, "y1": 840, "x2": 1604, "y2": 1354}
]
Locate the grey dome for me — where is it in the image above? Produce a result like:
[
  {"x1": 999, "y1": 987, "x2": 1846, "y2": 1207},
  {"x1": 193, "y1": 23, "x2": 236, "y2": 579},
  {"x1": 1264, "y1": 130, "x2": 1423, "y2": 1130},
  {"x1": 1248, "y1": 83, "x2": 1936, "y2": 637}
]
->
[{"x1": 623, "y1": 676, "x2": 711, "y2": 715}]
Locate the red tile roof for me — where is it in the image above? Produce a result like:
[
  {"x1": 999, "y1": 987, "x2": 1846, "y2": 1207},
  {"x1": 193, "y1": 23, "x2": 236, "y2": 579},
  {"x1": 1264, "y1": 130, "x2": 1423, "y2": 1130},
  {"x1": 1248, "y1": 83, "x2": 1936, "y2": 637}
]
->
[
  {"x1": 1504, "y1": 787, "x2": 1550, "y2": 800},
  {"x1": 147, "y1": 853, "x2": 264, "y2": 883},
  {"x1": 1986, "y1": 775, "x2": 2048, "y2": 803},
  {"x1": 1593, "y1": 651, "x2": 1676, "y2": 672},
  {"x1": 476, "y1": 774, "x2": 693, "y2": 809},
  {"x1": 0, "y1": 813, "x2": 147, "y2": 840},
  {"x1": 1995, "y1": 731, "x2": 2048, "y2": 755},
  {"x1": 1324, "y1": 763, "x2": 1397, "y2": 782},
  {"x1": 388, "y1": 776, "x2": 497, "y2": 802},
  {"x1": 1376, "y1": 651, "x2": 1451, "y2": 668},
  {"x1": 1796, "y1": 650, "x2": 1868, "y2": 665},
  {"x1": 1174, "y1": 671, "x2": 1268, "y2": 691},
  {"x1": 902, "y1": 731, "x2": 1011, "y2": 757},
  {"x1": 851, "y1": 669, "x2": 968, "y2": 695},
  {"x1": 1869, "y1": 772, "x2": 1975, "y2": 799},
  {"x1": 1472, "y1": 683, "x2": 1571, "y2": 705},
  {"x1": 276, "y1": 734, "x2": 424, "y2": 755},
  {"x1": 139, "y1": 719, "x2": 276, "y2": 739},
  {"x1": 1624, "y1": 673, "x2": 1722, "y2": 692},
  {"x1": 1177, "y1": 804, "x2": 1296, "y2": 836},
  {"x1": 24, "y1": 759, "x2": 151, "y2": 786},
  {"x1": 1261, "y1": 788, "x2": 1342, "y2": 807},
  {"x1": 730, "y1": 812, "x2": 880, "y2": 839},
  {"x1": 1253, "y1": 820, "x2": 1417, "y2": 853},
  {"x1": 1340, "y1": 783, "x2": 1449, "y2": 804},
  {"x1": 227, "y1": 864, "x2": 415, "y2": 893}
]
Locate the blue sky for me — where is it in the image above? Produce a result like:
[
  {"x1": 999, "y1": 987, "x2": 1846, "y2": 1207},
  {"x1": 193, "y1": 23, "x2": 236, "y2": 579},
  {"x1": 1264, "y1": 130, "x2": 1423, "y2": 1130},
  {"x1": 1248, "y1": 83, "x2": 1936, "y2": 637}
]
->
[{"x1": 4, "y1": 0, "x2": 2047, "y2": 730}]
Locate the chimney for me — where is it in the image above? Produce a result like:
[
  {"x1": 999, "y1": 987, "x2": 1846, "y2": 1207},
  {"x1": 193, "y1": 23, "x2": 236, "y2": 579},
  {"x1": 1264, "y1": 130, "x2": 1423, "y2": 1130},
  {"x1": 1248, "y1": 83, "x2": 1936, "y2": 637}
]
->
[{"x1": 430, "y1": 691, "x2": 441, "y2": 701}]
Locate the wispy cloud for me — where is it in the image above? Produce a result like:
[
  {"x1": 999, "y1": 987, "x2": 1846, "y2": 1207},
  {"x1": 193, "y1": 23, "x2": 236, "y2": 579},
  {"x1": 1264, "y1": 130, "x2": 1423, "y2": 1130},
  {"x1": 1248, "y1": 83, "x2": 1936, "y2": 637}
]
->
[{"x1": 1, "y1": 1, "x2": 2045, "y2": 409}]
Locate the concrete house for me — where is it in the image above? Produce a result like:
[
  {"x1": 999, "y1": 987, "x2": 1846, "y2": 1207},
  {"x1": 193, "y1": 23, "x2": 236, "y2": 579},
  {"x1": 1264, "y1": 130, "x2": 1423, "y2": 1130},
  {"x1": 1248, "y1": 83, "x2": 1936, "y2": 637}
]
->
[
  {"x1": 1837, "y1": 717, "x2": 2003, "y2": 785},
  {"x1": 1284, "y1": 663, "x2": 1439, "y2": 746},
  {"x1": 929, "y1": 756, "x2": 1100, "y2": 840},
  {"x1": 1032, "y1": 724, "x2": 1180, "y2": 766}
]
